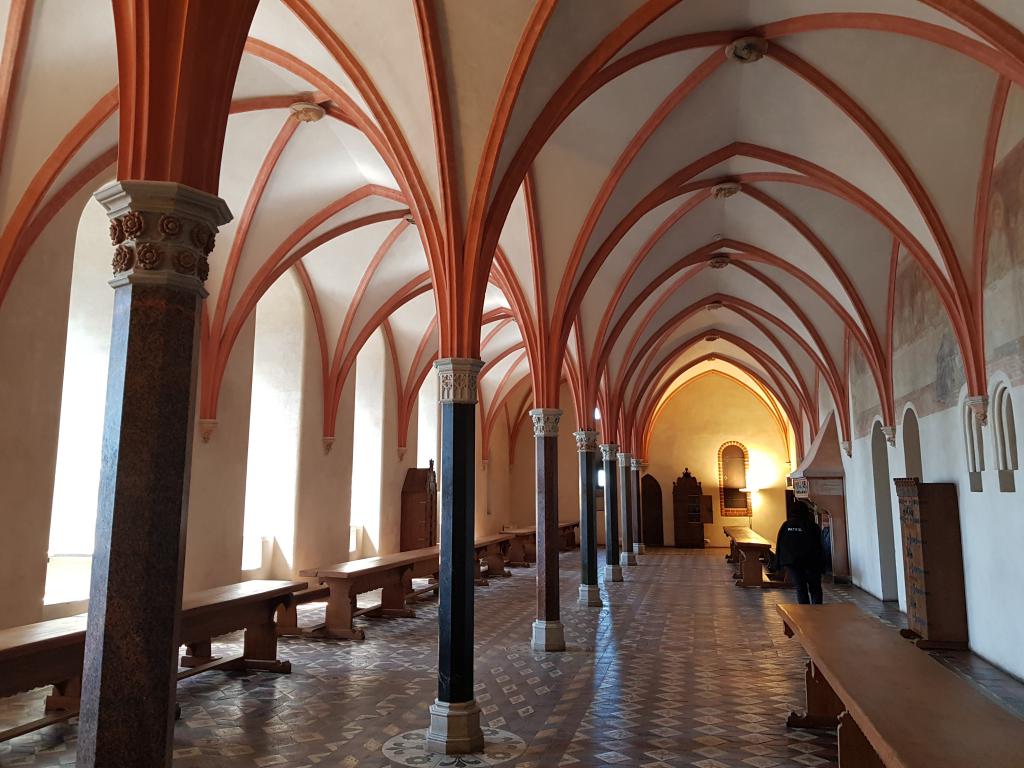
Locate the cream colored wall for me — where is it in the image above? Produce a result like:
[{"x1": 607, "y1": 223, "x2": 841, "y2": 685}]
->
[
  {"x1": 646, "y1": 372, "x2": 790, "y2": 548},
  {"x1": 380, "y1": 349, "x2": 418, "y2": 555},
  {"x1": 183, "y1": 316, "x2": 255, "y2": 593}
]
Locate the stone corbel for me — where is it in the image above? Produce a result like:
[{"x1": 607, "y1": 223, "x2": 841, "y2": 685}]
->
[
  {"x1": 840, "y1": 440, "x2": 852, "y2": 458},
  {"x1": 966, "y1": 395, "x2": 989, "y2": 427},
  {"x1": 398, "y1": 446, "x2": 407, "y2": 461},
  {"x1": 881, "y1": 425, "x2": 896, "y2": 447},
  {"x1": 323, "y1": 436, "x2": 335, "y2": 455},
  {"x1": 198, "y1": 419, "x2": 217, "y2": 443}
]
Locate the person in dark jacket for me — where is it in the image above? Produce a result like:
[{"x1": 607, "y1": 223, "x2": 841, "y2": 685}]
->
[{"x1": 776, "y1": 499, "x2": 824, "y2": 604}]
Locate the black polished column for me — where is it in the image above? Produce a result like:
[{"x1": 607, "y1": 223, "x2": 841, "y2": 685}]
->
[
  {"x1": 531, "y1": 409, "x2": 565, "y2": 651},
  {"x1": 427, "y1": 358, "x2": 485, "y2": 754},
  {"x1": 631, "y1": 458, "x2": 646, "y2": 555},
  {"x1": 575, "y1": 430, "x2": 602, "y2": 606},
  {"x1": 79, "y1": 182, "x2": 230, "y2": 768},
  {"x1": 601, "y1": 444, "x2": 623, "y2": 582},
  {"x1": 619, "y1": 451, "x2": 638, "y2": 566}
]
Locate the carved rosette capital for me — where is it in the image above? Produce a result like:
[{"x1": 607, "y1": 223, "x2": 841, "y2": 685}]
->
[
  {"x1": 881, "y1": 425, "x2": 897, "y2": 447},
  {"x1": 434, "y1": 358, "x2": 484, "y2": 405},
  {"x1": 599, "y1": 443, "x2": 618, "y2": 463},
  {"x1": 574, "y1": 430, "x2": 598, "y2": 453},
  {"x1": 530, "y1": 408, "x2": 562, "y2": 438},
  {"x1": 94, "y1": 180, "x2": 231, "y2": 296},
  {"x1": 965, "y1": 395, "x2": 989, "y2": 427},
  {"x1": 630, "y1": 458, "x2": 643, "y2": 471},
  {"x1": 617, "y1": 452, "x2": 632, "y2": 467}
]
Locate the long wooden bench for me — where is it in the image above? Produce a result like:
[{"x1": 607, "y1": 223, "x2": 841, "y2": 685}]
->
[
  {"x1": 504, "y1": 520, "x2": 580, "y2": 566},
  {"x1": 723, "y1": 525, "x2": 787, "y2": 588},
  {"x1": 474, "y1": 533, "x2": 513, "y2": 584},
  {"x1": 779, "y1": 603, "x2": 1024, "y2": 767},
  {"x1": 558, "y1": 520, "x2": 580, "y2": 550},
  {"x1": 297, "y1": 547, "x2": 441, "y2": 641},
  {"x1": 0, "y1": 579, "x2": 304, "y2": 742}
]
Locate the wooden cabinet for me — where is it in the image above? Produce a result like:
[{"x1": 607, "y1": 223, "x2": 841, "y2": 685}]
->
[
  {"x1": 400, "y1": 461, "x2": 438, "y2": 552},
  {"x1": 672, "y1": 469, "x2": 705, "y2": 548},
  {"x1": 894, "y1": 478, "x2": 968, "y2": 650}
]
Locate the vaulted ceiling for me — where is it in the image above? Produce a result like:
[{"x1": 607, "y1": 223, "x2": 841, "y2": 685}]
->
[{"x1": 2, "y1": 0, "x2": 1022, "y2": 459}]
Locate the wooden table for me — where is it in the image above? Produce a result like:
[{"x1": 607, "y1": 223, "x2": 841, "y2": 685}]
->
[
  {"x1": 778, "y1": 603, "x2": 1024, "y2": 767},
  {"x1": 0, "y1": 579, "x2": 304, "y2": 742},
  {"x1": 723, "y1": 525, "x2": 775, "y2": 587},
  {"x1": 301, "y1": 547, "x2": 440, "y2": 641}
]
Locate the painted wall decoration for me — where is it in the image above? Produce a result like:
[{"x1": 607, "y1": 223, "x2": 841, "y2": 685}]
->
[{"x1": 985, "y1": 137, "x2": 1024, "y2": 386}]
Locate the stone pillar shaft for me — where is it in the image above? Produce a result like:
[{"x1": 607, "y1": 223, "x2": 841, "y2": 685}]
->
[
  {"x1": 601, "y1": 444, "x2": 622, "y2": 582},
  {"x1": 631, "y1": 459, "x2": 645, "y2": 555},
  {"x1": 575, "y1": 431, "x2": 601, "y2": 606},
  {"x1": 619, "y1": 452, "x2": 637, "y2": 566},
  {"x1": 531, "y1": 409, "x2": 565, "y2": 651},
  {"x1": 428, "y1": 358, "x2": 484, "y2": 754},
  {"x1": 78, "y1": 181, "x2": 230, "y2": 768}
]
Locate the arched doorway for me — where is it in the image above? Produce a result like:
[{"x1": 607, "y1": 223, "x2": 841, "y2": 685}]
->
[
  {"x1": 641, "y1": 474, "x2": 664, "y2": 547},
  {"x1": 903, "y1": 408, "x2": 924, "y2": 480},
  {"x1": 871, "y1": 422, "x2": 899, "y2": 601}
]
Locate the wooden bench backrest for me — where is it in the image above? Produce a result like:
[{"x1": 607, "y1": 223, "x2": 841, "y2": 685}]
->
[{"x1": 778, "y1": 603, "x2": 1024, "y2": 767}]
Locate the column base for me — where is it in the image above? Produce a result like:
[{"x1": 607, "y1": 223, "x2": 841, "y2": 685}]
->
[
  {"x1": 578, "y1": 584, "x2": 603, "y2": 607},
  {"x1": 531, "y1": 620, "x2": 566, "y2": 652},
  {"x1": 604, "y1": 564, "x2": 623, "y2": 582},
  {"x1": 426, "y1": 699, "x2": 484, "y2": 755},
  {"x1": 620, "y1": 551, "x2": 638, "y2": 566},
  {"x1": 634, "y1": 543, "x2": 645, "y2": 555}
]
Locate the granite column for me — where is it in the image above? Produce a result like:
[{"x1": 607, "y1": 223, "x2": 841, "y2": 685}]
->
[
  {"x1": 531, "y1": 409, "x2": 565, "y2": 651},
  {"x1": 632, "y1": 459, "x2": 646, "y2": 555},
  {"x1": 619, "y1": 451, "x2": 638, "y2": 566},
  {"x1": 575, "y1": 430, "x2": 601, "y2": 606},
  {"x1": 601, "y1": 444, "x2": 623, "y2": 582},
  {"x1": 78, "y1": 182, "x2": 231, "y2": 767},
  {"x1": 427, "y1": 358, "x2": 485, "y2": 754}
]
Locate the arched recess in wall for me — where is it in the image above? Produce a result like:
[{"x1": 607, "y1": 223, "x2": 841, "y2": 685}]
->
[
  {"x1": 903, "y1": 408, "x2": 923, "y2": 481},
  {"x1": 871, "y1": 421, "x2": 899, "y2": 602},
  {"x1": 45, "y1": 196, "x2": 116, "y2": 606},
  {"x1": 963, "y1": 397, "x2": 986, "y2": 493},
  {"x1": 717, "y1": 442, "x2": 750, "y2": 517},
  {"x1": 992, "y1": 382, "x2": 1018, "y2": 493},
  {"x1": 242, "y1": 271, "x2": 305, "y2": 575},
  {"x1": 416, "y1": 370, "x2": 438, "y2": 469},
  {"x1": 350, "y1": 328, "x2": 385, "y2": 557}
]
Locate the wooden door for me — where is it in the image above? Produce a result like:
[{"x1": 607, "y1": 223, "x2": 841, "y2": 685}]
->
[{"x1": 640, "y1": 474, "x2": 664, "y2": 547}]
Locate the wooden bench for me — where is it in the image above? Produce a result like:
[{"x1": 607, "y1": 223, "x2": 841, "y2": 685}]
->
[
  {"x1": 558, "y1": 520, "x2": 580, "y2": 550},
  {"x1": 0, "y1": 579, "x2": 304, "y2": 742},
  {"x1": 503, "y1": 526, "x2": 536, "y2": 566},
  {"x1": 274, "y1": 584, "x2": 331, "y2": 636},
  {"x1": 474, "y1": 533, "x2": 513, "y2": 584},
  {"x1": 298, "y1": 546, "x2": 440, "y2": 641},
  {"x1": 723, "y1": 526, "x2": 787, "y2": 588},
  {"x1": 779, "y1": 603, "x2": 1024, "y2": 767}
]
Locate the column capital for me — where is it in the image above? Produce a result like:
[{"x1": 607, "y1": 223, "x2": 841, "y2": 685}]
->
[
  {"x1": 96, "y1": 181, "x2": 232, "y2": 297},
  {"x1": 434, "y1": 358, "x2": 484, "y2": 404},
  {"x1": 965, "y1": 394, "x2": 989, "y2": 426},
  {"x1": 630, "y1": 458, "x2": 643, "y2": 471},
  {"x1": 617, "y1": 451, "x2": 632, "y2": 466},
  {"x1": 880, "y1": 424, "x2": 897, "y2": 447},
  {"x1": 573, "y1": 430, "x2": 599, "y2": 452},
  {"x1": 599, "y1": 443, "x2": 618, "y2": 462},
  {"x1": 530, "y1": 408, "x2": 562, "y2": 437}
]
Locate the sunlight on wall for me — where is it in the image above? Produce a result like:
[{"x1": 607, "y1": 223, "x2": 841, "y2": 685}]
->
[
  {"x1": 241, "y1": 274, "x2": 303, "y2": 572},
  {"x1": 45, "y1": 199, "x2": 114, "y2": 604},
  {"x1": 350, "y1": 329, "x2": 385, "y2": 556},
  {"x1": 416, "y1": 371, "x2": 438, "y2": 468}
]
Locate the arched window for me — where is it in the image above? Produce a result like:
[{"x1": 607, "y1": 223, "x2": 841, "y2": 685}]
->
[
  {"x1": 992, "y1": 384, "x2": 1018, "y2": 492},
  {"x1": 963, "y1": 399, "x2": 985, "y2": 492},
  {"x1": 717, "y1": 441, "x2": 751, "y2": 516},
  {"x1": 903, "y1": 408, "x2": 923, "y2": 480},
  {"x1": 45, "y1": 197, "x2": 115, "y2": 606}
]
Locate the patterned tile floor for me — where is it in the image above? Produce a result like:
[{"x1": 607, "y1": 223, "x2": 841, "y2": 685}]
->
[{"x1": 2, "y1": 548, "x2": 1022, "y2": 767}]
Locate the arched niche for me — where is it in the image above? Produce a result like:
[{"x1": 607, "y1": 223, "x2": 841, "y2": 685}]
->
[
  {"x1": 871, "y1": 421, "x2": 899, "y2": 601},
  {"x1": 902, "y1": 408, "x2": 923, "y2": 480}
]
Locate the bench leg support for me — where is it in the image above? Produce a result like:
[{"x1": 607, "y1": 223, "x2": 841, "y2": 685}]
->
[
  {"x1": 788, "y1": 661, "x2": 845, "y2": 729},
  {"x1": 838, "y1": 711, "x2": 885, "y2": 767}
]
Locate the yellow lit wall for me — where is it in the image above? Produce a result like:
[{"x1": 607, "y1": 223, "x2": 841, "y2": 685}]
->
[{"x1": 647, "y1": 371, "x2": 790, "y2": 548}]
